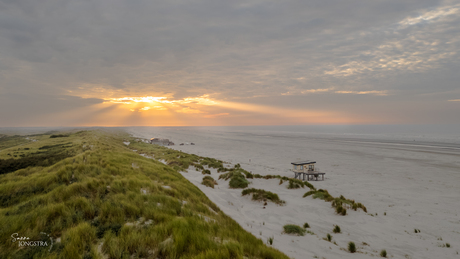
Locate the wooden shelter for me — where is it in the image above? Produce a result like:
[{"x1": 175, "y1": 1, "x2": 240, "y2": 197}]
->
[{"x1": 291, "y1": 160, "x2": 325, "y2": 181}]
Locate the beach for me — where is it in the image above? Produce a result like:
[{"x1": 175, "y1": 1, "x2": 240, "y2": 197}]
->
[{"x1": 128, "y1": 126, "x2": 460, "y2": 259}]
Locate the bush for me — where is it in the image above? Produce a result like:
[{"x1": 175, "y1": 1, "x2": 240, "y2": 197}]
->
[
  {"x1": 380, "y1": 249, "x2": 387, "y2": 257},
  {"x1": 333, "y1": 225, "x2": 341, "y2": 233},
  {"x1": 202, "y1": 169, "x2": 211, "y2": 175},
  {"x1": 303, "y1": 222, "x2": 310, "y2": 228},
  {"x1": 283, "y1": 224, "x2": 306, "y2": 236},
  {"x1": 242, "y1": 188, "x2": 285, "y2": 205},
  {"x1": 348, "y1": 242, "x2": 356, "y2": 253},
  {"x1": 326, "y1": 233, "x2": 332, "y2": 242}
]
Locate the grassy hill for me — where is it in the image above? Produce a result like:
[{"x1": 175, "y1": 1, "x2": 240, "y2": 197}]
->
[{"x1": 0, "y1": 130, "x2": 289, "y2": 259}]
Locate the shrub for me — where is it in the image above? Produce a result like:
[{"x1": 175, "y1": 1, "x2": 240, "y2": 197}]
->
[
  {"x1": 333, "y1": 225, "x2": 341, "y2": 233},
  {"x1": 348, "y1": 242, "x2": 356, "y2": 253},
  {"x1": 446, "y1": 243, "x2": 450, "y2": 248},
  {"x1": 242, "y1": 188, "x2": 285, "y2": 205},
  {"x1": 380, "y1": 249, "x2": 387, "y2": 257},
  {"x1": 303, "y1": 222, "x2": 310, "y2": 228},
  {"x1": 326, "y1": 233, "x2": 332, "y2": 242},
  {"x1": 202, "y1": 169, "x2": 211, "y2": 175},
  {"x1": 283, "y1": 224, "x2": 306, "y2": 236}
]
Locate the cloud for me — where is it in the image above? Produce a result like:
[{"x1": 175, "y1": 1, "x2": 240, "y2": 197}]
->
[
  {"x1": 334, "y1": 90, "x2": 389, "y2": 96},
  {"x1": 1, "y1": 0, "x2": 460, "y2": 125}
]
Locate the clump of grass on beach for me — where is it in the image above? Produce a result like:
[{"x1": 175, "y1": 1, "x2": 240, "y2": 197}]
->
[
  {"x1": 242, "y1": 188, "x2": 285, "y2": 205},
  {"x1": 202, "y1": 176, "x2": 217, "y2": 188},
  {"x1": 219, "y1": 169, "x2": 250, "y2": 189},
  {"x1": 380, "y1": 249, "x2": 387, "y2": 257},
  {"x1": 304, "y1": 190, "x2": 366, "y2": 215},
  {"x1": 283, "y1": 224, "x2": 306, "y2": 236},
  {"x1": 287, "y1": 178, "x2": 305, "y2": 189},
  {"x1": 333, "y1": 225, "x2": 341, "y2": 233},
  {"x1": 348, "y1": 242, "x2": 356, "y2": 253}
]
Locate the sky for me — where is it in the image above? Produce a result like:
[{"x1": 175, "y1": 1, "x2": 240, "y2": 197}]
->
[{"x1": 0, "y1": 0, "x2": 459, "y2": 127}]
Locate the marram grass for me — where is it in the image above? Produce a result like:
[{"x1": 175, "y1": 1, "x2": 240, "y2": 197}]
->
[{"x1": 0, "y1": 130, "x2": 289, "y2": 259}]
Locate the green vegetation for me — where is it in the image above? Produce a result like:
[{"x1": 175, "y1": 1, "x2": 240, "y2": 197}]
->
[
  {"x1": 241, "y1": 188, "x2": 285, "y2": 205},
  {"x1": 283, "y1": 224, "x2": 306, "y2": 236},
  {"x1": 202, "y1": 176, "x2": 217, "y2": 188},
  {"x1": 303, "y1": 190, "x2": 366, "y2": 215},
  {"x1": 50, "y1": 134, "x2": 70, "y2": 138},
  {"x1": 303, "y1": 222, "x2": 310, "y2": 228},
  {"x1": 326, "y1": 233, "x2": 332, "y2": 242},
  {"x1": 348, "y1": 242, "x2": 356, "y2": 253},
  {"x1": 333, "y1": 225, "x2": 341, "y2": 233},
  {"x1": 287, "y1": 178, "x2": 304, "y2": 189},
  {"x1": 303, "y1": 181, "x2": 316, "y2": 190},
  {"x1": 446, "y1": 243, "x2": 450, "y2": 248},
  {"x1": 414, "y1": 229, "x2": 420, "y2": 233},
  {"x1": 202, "y1": 169, "x2": 211, "y2": 175},
  {"x1": 0, "y1": 134, "x2": 30, "y2": 150},
  {"x1": 380, "y1": 249, "x2": 387, "y2": 257},
  {"x1": 267, "y1": 236, "x2": 274, "y2": 245},
  {"x1": 0, "y1": 130, "x2": 289, "y2": 259},
  {"x1": 253, "y1": 174, "x2": 289, "y2": 181},
  {"x1": 219, "y1": 169, "x2": 250, "y2": 189},
  {"x1": 0, "y1": 136, "x2": 77, "y2": 175}
]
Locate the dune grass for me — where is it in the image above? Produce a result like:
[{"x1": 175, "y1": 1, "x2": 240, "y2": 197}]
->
[
  {"x1": 333, "y1": 225, "x2": 341, "y2": 233},
  {"x1": 219, "y1": 169, "x2": 250, "y2": 189},
  {"x1": 241, "y1": 188, "x2": 285, "y2": 205},
  {"x1": 303, "y1": 190, "x2": 367, "y2": 215},
  {"x1": 0, "y1": 130, "x2": 289, "y2": 259},
  {"x1": 283, "y1": 224, "x2": 306, "y2": 236},
  {"x1": 202, "y1": 176, "x2": 217, "y2": 188},
  {"x1": 348, "y1": 242, "x2": 356, "y2": 253},
  {"x1": 287, "y1": 178, "x2": 305, "y2": 189}
]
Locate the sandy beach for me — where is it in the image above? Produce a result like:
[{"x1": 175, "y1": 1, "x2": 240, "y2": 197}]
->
[{"x1": 128, "y1": 126, "x2": 460, "y2": 259}]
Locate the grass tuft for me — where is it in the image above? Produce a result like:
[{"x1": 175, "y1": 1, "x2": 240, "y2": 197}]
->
[
  {"x1": 303, "y1": 222, "x2": 310, "y2": 228},
  {"x1": 283, "y1": 224, "x2": 306, "y2": 236},
  {"x1": 333, "y1": 225, "x2": 341, "y2": 233},
  {"x1": 267, "y1": 236, "x2": 274, "y2": 245},
  {"x1": 202, "y1": 176, "x2": 217, "y2": 188},
  {"x1": 242, "y1": 188, "x2": 285, "y2": 205},
  {"x1": 380, "y1": 249, "x2": 387, "y2": 257},
  {"x1": 348, "y1": 242, "x2": 356, "y2": 253}
]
